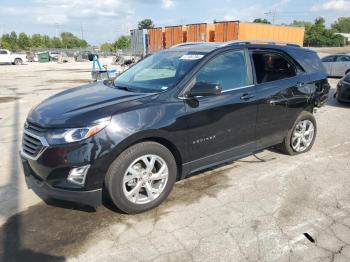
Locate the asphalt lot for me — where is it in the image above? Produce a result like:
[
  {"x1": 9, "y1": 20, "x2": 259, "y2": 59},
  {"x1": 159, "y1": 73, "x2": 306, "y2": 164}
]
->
[{"x1": 0, "y1": 58, "x2": 350, "y2": 262}]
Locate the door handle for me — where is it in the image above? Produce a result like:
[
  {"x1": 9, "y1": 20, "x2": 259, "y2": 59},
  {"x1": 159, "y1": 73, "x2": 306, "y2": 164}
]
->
[
  {"x1": 240, "y1": 93, "x2": 255, "y2": 101},
  {"x1": 297, "y1": 82, "x2": 305, "y2": 88}
]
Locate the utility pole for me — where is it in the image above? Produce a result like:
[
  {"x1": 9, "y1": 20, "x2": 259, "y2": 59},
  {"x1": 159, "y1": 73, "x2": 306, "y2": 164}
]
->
[
  {"x1": 80, "y1": 22, "x2": 84, "y2": 40},
  {"x1": 264, "y1": 8, "x2": 277, "y2": 24}
]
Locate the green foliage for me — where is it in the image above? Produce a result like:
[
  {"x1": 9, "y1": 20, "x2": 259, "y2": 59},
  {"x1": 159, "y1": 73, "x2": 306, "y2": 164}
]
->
[
  {"x1": 0, "y1": 31, "x2": 88, "y2": 50},
  {"x1": 331, "y1": 17, "x2": 350, "y2": 33},
  {"x1": 253, "y1": 18, "x2": 271, "y2": 24},
  {"x1": 18, "y1": 33, "x2": 31, "y2": 50},
  {"x1": 114, "y1": 36, "x2": 131, "y2": 50},
  {"x1": 303, "y1": 17, "x2": 344, "y2": 47},
  {"x1": 138, "y1": 19, "x2": 155, "y2": 30},
  {"x1": 290, "y1": 20, "x2": 313, "y2": 29},
  {"x1": 0, "y1": 34, "x2": 12, "y2": 50},
  {"x1": 100, "y1": 35, "x2": 131, "y2": 52},
  {"x1": 60, "y1": 32, "x2": 87, "y2": 48},
  {"x1": 100, "y1": 42, "x2": 115, "y2": 52}
]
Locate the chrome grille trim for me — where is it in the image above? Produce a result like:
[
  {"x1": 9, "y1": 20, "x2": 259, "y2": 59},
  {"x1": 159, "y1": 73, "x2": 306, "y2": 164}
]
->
[{"x1": 21, "y1": 129, "x2": 49, "y2": 161}]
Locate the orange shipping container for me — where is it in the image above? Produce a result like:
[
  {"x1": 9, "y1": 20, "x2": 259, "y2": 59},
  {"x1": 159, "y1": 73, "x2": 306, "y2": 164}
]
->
[
  {"x1": 165, "y1": 26, "x2": 184, "y2": 48},
  {"x1": 148, "y1": 28, "x2": 164, "y2": 53},
  {"x1": 214, "y1": 21, "x2": 239, "y2": 42},
  {"x1": 238, "y1": 22, "x2": 305, "y2": 46},
  {"x1": 186, "y1": 23, "x2": 208, "y2": 42}
]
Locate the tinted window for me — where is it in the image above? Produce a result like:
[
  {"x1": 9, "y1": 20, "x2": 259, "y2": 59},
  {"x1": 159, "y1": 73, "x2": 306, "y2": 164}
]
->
[
  {"x1": 321, "y1": 56, "x2": 335, "y2": 62},
  {"x1": 0, "y1": 50, "x2": 8, "y2": 54},
  {"x1": 195, "y1": 50, "x2": 248, "y2": 91},
  {"x1": 336, "y1": 55, "x2": 350, "y2": 62},
  {"x1": 252, "y1": 52, "x2": 297, "y2": 84}
]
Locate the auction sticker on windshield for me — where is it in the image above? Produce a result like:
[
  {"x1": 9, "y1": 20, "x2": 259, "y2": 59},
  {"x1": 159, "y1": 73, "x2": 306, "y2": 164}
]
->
[{"x1": 180, "y1": 54, "x2": 204, "y2": 60}]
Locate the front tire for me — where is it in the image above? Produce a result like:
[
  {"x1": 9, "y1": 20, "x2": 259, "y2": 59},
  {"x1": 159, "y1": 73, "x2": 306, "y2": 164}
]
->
[
  {"x1": 105, "y1": 141, "x2": 177, "y2": 214},
  {"x1": 279, "y1": 111, "x2": 317, "y2": 155}
]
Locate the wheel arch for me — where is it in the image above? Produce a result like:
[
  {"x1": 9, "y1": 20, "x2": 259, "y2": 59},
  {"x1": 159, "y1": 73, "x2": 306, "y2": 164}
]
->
[{"x1": 108, "y1": 131, "x2": 184, "y2": 181}]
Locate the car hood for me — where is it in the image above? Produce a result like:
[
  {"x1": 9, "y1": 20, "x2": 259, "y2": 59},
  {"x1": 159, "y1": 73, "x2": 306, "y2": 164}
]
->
[{"x1": 27, "y1": 81, "x2": 157, "y2": 128}]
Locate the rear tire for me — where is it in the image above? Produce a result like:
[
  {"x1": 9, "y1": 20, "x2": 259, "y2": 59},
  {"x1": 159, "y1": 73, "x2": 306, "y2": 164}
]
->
[
  {"x1": 14, "y1": 58, "x2": 23, "y2": 65},
  {"x1": 105, "y1": 141, "x2": 177, "y2": 214},
  {"x1": 279, "y1": 111, "x2": 317, "y2": 155}
]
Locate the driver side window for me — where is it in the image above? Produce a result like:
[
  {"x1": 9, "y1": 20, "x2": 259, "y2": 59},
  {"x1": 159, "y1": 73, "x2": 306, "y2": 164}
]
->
[{"x1": 195, "y1": 50, "x2": 248, "y2": 91}]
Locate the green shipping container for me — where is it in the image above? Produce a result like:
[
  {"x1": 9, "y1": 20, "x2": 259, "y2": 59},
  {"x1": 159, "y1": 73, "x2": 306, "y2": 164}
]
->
[{"x1": 38, "y1": 52, "x2": 50, "y2": 63}]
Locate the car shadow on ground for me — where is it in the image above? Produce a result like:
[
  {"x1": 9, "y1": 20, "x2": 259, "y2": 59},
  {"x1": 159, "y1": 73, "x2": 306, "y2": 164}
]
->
[
  {"x1": 0, "y1": 149, "x2": 250, "y2": 260},
  {"x1": 0, "y1": 90, "x2": 65, "y2": 262}
]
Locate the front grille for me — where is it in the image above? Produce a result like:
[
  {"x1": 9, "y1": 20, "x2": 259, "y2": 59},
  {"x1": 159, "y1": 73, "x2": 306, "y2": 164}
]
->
[
  {"x1": 22, "y1": 121, "x2": 48, "y2": 159},
  {"x1": 26, "y1": 121, "x2": 46, "y2": 135}
]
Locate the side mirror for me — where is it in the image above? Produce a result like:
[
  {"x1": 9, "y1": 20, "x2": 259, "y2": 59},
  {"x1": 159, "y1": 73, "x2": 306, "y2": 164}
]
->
[{"x1": 189, "y1": 82, "x2": 222, "y2": 97}]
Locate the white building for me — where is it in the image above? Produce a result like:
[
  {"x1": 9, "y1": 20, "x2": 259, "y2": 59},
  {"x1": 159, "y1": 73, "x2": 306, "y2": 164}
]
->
[{"x1": 335, "y1": 33, "x2": 350, "y2": 45}]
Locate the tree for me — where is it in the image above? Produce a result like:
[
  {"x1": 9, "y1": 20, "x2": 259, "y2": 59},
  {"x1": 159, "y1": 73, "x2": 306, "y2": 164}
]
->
[
  {"x1": 18, "y1": 32, "x2": 31, "y2": 50},
  {"x1": 9, "y1": 31, "x2": 18, "y2": 51},
  {"x1": 1, "y1": 31, "x2": 88, "y2": 50},
  {"x1": 100, "y1": 42, "x2": 115, "y2": 52},
  {"x1": 138, "y1": 19, "x2": 154, "y2": 30},
  {"x1": 114, "y1": 36, "x2": 131, "y2": 50},
  {"x1": 31, "y1": 34, "x2": 43, "y2": 48},
  {"x1": 303, "y1": 17, "x2": 344, "y2": 47},
  {"x1": 50, "y1": 37, "x2": 62, "y2": 48},
  {"x1": 331, "y1": 17, "x2": 350, "y2": 33},
  {"x1": 253, "y1": 18, "x2": 271, "y2": 24},
  {"x1": 290, "y1": 20, "x2": 313, "y2": 29},
  {"x1": 0, "y1": 33, "x2": 12, "y2": 50}
]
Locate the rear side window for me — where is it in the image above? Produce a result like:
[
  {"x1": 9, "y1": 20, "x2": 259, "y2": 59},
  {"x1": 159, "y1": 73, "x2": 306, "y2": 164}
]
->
[
  {"x1": 195, "y1": 50, "x2": 248, "y2": 91},
  {"x1": 251, "y1": 52, "x2": 297, "y2": 84},
  {"x1": 321, "y1": 56, "x2": 335, "y2": 62},
  {"x1": 0, "y1": 50, "x2": 8, "y2": 54},
  {"x1": 336, "y1": 55, "x2": 350, "y2": 62}
]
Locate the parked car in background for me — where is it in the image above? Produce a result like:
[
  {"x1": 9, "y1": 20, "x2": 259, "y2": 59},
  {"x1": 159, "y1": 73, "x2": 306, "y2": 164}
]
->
[
  {"x1": 0, "y1": 49, "x2": 27, "y2": 65},
  {"x1": 336, "y1": 74, "x2": 350, "y2": 103},
  {"x1": 321, "y1": 54, "x2": 350, "y2": 77},
  {"x1": 49, "y1": 51, "x2": 59, "y2": 61},
  {"x1": 21, "y1": 41, "x2": 330, "y2": 214}
]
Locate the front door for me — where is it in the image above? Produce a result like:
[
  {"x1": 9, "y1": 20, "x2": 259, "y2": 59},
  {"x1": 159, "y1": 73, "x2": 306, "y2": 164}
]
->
[
  {"x1": 182, "y1": 49, "x2": 257, "y2": 172},
  {"x1": 321, "y1": 55, "x2": 335, "y2": 76},
  {"x1": 0, "y1": 50, "x2": 10, "y2": 63}
]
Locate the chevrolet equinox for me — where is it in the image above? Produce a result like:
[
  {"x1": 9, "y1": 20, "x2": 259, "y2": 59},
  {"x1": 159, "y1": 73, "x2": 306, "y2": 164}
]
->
[{"x1": 21, "y1": 41, "x2": 330, "y2": 214}]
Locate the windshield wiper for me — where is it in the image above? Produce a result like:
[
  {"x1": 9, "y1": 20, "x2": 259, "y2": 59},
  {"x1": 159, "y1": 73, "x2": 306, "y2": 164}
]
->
[{"x1": 112, "y1": 82, "x2": 135, "y2": 92}]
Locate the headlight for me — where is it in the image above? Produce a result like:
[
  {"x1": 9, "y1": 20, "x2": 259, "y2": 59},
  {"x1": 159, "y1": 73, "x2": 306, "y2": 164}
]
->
[{"x1": 46, "y1": 119, "x2": 110, "y2": 145}]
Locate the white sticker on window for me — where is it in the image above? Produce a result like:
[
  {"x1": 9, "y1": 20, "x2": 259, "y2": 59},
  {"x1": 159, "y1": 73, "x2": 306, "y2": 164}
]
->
[{"x1": 180, "y1": 54, "x2": 204, "y2": 60}]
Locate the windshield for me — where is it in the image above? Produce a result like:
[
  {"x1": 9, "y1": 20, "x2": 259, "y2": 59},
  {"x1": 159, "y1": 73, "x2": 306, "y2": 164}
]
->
[{"x1": 114, "y1": 51, "x2": 205, "y2": 92}]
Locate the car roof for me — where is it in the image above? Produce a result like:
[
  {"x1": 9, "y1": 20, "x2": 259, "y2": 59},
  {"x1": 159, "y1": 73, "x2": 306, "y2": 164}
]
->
[{"x1": 166, "y1": 40, "x2": 303, "y2": 54}]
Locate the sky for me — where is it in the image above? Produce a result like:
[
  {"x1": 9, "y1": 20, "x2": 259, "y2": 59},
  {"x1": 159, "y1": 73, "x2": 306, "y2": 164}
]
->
[{"x1": 0, "y1": 0, "x2": 349, "y2": 45}]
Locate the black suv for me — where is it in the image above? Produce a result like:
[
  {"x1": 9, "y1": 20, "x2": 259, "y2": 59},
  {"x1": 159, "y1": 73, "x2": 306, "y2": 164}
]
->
[{"x1": 21, "y1": 41, "x2": 330, "y2": 214}]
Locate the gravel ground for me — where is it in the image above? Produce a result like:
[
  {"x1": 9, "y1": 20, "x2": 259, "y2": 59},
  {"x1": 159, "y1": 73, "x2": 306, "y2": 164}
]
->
[{"x1": 0, "y1": 58, "x2": 349, "y2": 262}]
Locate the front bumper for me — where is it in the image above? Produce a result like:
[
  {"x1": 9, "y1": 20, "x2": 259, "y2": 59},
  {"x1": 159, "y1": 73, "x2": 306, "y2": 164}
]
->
[{"x1": 21, "y1": 157, "x2": 102, "y2": 208}]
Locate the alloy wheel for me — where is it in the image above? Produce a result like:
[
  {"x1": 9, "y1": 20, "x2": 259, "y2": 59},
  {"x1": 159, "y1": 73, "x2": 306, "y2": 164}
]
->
[
  {"x1": 291, "y1": 119, "x2": 315, "y2": 152},
  {"x1": 122, "y1": 154, "x2": 169, "y2": 204}
]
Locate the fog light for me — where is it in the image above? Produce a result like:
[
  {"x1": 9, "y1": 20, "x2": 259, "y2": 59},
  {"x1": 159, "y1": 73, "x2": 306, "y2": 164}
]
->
[{"x1": 67, "y1": 165, "x2": 90, "y2": 186}]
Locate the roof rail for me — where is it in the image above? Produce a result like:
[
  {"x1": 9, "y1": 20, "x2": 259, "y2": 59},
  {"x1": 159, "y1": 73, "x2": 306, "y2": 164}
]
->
[
  {"x1": 221, "y1": 40, "x2": 301, "y2": 48},
  {"x1": 170, "y1": 42, "x2": 207, "y2": 48}
]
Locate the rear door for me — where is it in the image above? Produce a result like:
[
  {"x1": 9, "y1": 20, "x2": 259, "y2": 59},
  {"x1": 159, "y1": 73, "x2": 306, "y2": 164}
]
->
[
  {"x1": 182, "y1": 48, "x2": 257, "y2": 171},
  {"x1": 250, "y1": 49, "x2": 300, "y2": 149},
  {"x1": 333, "y1": 55, "x2": 350, "y2": 77}
]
